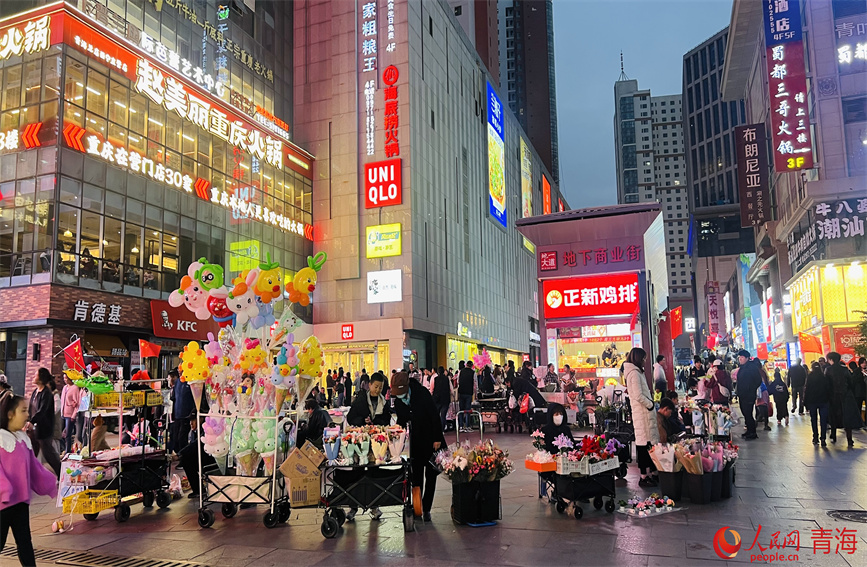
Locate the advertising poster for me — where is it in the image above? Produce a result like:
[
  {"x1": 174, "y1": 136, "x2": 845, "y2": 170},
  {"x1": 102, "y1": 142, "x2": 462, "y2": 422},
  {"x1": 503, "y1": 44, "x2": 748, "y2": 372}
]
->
[
  {"x1": 365, "y1": 223, "x2": 402, "y2": 258},
  {"x1": 520, "y1": 138, "x2": 532, "y2": 218},
  {"x1": 487, "y1": 82, "x2": 507, "y2": 227}
]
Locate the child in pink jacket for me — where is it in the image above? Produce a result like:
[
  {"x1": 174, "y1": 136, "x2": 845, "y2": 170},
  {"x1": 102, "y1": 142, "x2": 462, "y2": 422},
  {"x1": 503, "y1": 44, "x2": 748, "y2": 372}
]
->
[{"x1": 1, "y1": 392, "x2": 58, "y2": 566}]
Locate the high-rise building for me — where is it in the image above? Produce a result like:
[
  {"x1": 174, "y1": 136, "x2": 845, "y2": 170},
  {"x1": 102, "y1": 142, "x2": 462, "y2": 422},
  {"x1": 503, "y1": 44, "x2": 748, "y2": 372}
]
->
[
  {"x1": 0, "y1": 0, "x2": 309, "y2": 395},
  {"x1": 447, "y1": 0, "x2": 499, "y2": 85},
  {"x1": 294, "y1": 0, "x2": 567, "y2": 372},
  {"x1": 613, "y1": 77, "x2": 692, "y2": 348},
  {"x1": 498, "y1": 0, "x2": 559, "y2": 184},
  {"x1": 682, "y1": 28, "x2": 757, "y2": 352},
  {"x1": 721, "y1": 0, "x2": 867, "y2": 361}
]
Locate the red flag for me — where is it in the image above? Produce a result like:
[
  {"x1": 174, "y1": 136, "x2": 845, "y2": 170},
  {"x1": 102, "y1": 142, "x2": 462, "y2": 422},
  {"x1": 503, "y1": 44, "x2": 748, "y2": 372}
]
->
[
  {"x1": 63, "y1": 339, "x2": 85, "y2": 371},
  {"x1": 757, "y1": 343, "x2": 769, "y2": 359},
  {"x1": 799, "y1": 332, "x2": 822, "y2": 354},
  {"x1": 139, "y1": 339, "x2": 161, "y2": 359},
  {"x1": 670, "y1": 306, "x2": 683, "y2": 339}
]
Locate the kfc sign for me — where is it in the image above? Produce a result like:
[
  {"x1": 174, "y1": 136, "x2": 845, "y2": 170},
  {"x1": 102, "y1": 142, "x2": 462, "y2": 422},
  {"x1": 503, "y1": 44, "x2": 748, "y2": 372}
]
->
[
  {"x1": 364, "y1": 158, "x2": 402, "y2": 208},
  {"x1": 543, "y1": 273, "x2": 640, "y2": 320},
  {"x1": 341, "y1": 324, "x2": 354, "y2": 340},
  {"x1": 150, "y1": 300, "x2": 219, "y2": 341}
]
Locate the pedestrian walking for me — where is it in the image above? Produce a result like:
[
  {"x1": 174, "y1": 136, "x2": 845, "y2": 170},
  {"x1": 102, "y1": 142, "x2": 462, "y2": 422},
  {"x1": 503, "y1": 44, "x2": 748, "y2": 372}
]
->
[
  {"x1": 457, "y1": 361, "x2": 475, "y2": 432},
  {"x1": 788, "y1": 359, "x2": 807, "y2": 415},
  {"x1": 849, "y1": 358, "x2": 866, "y2": 424},
  {"x1": 391, "y1": 372, "x2": 445, "y2": 522},
  {"x1": 1, "y1": 392, "x2": 59, "y2": 567},
  {"x1": 326, "y1": 369, "x2": 335, "y2": 407},
  {"x1": 60, "y1": 373, "x2": 82, "y2": 454},
  {"x1": 624, "y1": 348, "x2": 659, "y2": 487},
  {"x1": 431, "y1": 366, "x2": 452, "y2": 430},
  {"x1": 26, "y1": 368, "x2": 61, "y2": 476},
  {"x1": 804, "y1": 361, "x2": 832, "y2": 447},
  {"x1": 653, "y1": 355, "x2": 667, "y2": 399},
  {"x1": 735, "y1": 349, "x2": 762, "y2": 440},
  {"x1": 755, "y1": 372, "x2": 772, "y2": 431},
  {"x1": 826, "y1": 352, "x2": 862, "y2": 448},
  {"x1": 771, "y1": 368, "x2": 790, "y2": 426}
]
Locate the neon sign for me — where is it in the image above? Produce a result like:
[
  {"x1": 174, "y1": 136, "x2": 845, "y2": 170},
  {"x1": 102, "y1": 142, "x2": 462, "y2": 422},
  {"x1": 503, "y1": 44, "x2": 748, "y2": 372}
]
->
[
  {"x1": 140, "y1": 32, "x2": 224, "y2": 98},
  {"x1": 134, "y1": 59, "x2": 283, "y2": 169},
  {"x1": 208, "y1": 187, "x2": 311, "y2": 238},
  {"x1": 73, "y1": 35, "x2": 128, "y2": 73},
  {"x1": 0, "y1": 15, "x2": 50, "y2": 60}
]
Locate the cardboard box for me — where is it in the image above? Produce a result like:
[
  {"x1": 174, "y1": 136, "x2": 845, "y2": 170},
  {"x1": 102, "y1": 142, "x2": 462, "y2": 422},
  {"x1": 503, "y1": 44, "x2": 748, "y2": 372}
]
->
[
  {"x1": 279, "y1": 448, "x2": 318, "y2": 478},
  {"x1": 524, "y1": 460, "x2": 557, "y2": 473},
  {"x1": 300, "y1": 440, "x2": 325, "y2": 468},
  {"x1": 287, "y1": 474, "x2": 320, "y2": 507}
]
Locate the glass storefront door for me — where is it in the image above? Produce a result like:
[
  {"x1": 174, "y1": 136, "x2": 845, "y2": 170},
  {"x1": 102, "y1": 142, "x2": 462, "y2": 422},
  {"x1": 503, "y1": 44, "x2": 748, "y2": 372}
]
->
[{"x1": 322, "y1": 342, "x2": 390, "y2": 382}]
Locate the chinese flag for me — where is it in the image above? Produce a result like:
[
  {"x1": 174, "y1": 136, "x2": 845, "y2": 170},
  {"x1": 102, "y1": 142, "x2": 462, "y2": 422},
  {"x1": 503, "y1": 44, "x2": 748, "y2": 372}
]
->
[
  {"x1": 670, "y1": 306, "x2": 683, "y2": 339},
  {"x1": 139, "y1": 339, "x2": 161, "y2": 359},
  {"x1": 63, "y1": 339, "x2": 85, "y2": 371},
  {"x1": 757, "y1": 343, "x2": 769, "y2": 359},
  {"x1": 799, "y1": 332, "x2": 822, "y2": 354}
]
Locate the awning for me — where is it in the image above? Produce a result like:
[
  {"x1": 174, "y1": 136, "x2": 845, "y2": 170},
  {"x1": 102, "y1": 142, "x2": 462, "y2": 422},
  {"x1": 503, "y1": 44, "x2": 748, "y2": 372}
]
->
[{"x1": 83, "y1": 334, "x2": 129, "y2": 358}]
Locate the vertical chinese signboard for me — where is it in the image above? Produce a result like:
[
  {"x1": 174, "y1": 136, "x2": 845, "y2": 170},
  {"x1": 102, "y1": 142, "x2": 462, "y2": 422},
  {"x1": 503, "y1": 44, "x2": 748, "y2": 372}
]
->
[
  {"x1": 706, "y1": 280, "x2": 722, "y2": 338},
  {"x1": 520, "y1": 139, "x2": 532, "y2": 218},
  {"x1": 735, "y1": 124, "x2": 770, "y2": 227},
  {"x1": 543, "y1": 176, "x2": 552, "y2": 215},
  {"x1": 487, "y1": 82, "x2": 507, "y2": 228},
  {"x1": 763, "y1": 0, "x2": 814, "y2": 172}
]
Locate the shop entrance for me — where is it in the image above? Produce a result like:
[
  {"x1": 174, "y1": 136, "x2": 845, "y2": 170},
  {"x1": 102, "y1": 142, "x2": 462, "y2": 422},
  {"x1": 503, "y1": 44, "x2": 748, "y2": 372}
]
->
[
  {"x1": 551, "y1": 322, "x2": 634, "y2": 381},
  {"x1": 323, "y1": 342, "x2": 389, "y2": 378}
]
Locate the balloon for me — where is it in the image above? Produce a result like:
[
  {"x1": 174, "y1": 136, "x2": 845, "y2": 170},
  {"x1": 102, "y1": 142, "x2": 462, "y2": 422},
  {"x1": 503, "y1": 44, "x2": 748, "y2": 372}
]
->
[
  {"x1": 207, "y1": 288, "x2": 234, "y2": 327},
  {"x1": 204, "y1": 333, "x2": 222, "y2": 363},
  {"x1": 286, "y1": 252, "x2": 327, "y2": 307},
  {"x1": 192, "y1": 258, "x2": 224, "y2": 291},
  {"x1": 169, "y1": 261, "x2": 212, "y2": 320},
  {"x1": 180, "y1": 341, "x2": 211, "y2": 382},
  {"x1": 250, "y1": 296, "x2": 276, "y2": 330},
  {"x1": 254, "y1": 254, "x2": 282, "y2": 304},
  {"x1": 239, "y1": 339, "x2": 268, "y2": 373},
  {"x1": 227, "y1": 269, "x2": 260, "y2": 326}
]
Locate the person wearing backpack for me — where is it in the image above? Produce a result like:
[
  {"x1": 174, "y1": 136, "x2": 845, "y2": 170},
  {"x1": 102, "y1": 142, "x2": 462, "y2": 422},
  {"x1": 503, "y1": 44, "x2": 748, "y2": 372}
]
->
[
  {"x1": 771, "y1": 368, "x2": 790, "y2": 427},
  {"x1": 708, "y1": 360, "x2": 732, "y2": 405}
]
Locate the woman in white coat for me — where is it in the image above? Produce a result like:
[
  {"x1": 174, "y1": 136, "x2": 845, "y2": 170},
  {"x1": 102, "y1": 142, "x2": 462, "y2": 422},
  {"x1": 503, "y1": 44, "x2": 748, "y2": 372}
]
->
[{"x1": 624, "y1": 348, "x2": 660, "y2": 488}]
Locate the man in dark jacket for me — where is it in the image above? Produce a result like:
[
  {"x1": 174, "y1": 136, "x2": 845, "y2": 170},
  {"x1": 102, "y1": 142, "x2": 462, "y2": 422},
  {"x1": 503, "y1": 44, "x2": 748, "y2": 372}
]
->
[
  {"x1": 346, "y1": 372, "x2": 391, "y2": 427},
  {"x1": 788, "y1": 359, "x2": 807, "y2": 415},
  {"x1": 735, "y1": 350, "x2": 762, "y2": 440},
  {"x1": 804, "y1": 361, "x2": 832, "y2": 446},
  {"x1": 826, "y1": 352, "x2": 862, "y2": 447},
  {"x1": 296, "y1": 398, "x2": 334, "y2": 450},
  {"x1": 457, "y1": 361, "x2": 475, "y2": 432},
  {"x1": 511, "y1": 361, "x2": 547, "y2": 430},
  {"x1": 171, "y1": 369, "x2": 194, "y2": 454},
  {"x1": 431, "y1": 365, "x2": 452, "y2": 431},
  {"x1": 392, "y1": 372, "x2": 445, "y2": 522}
]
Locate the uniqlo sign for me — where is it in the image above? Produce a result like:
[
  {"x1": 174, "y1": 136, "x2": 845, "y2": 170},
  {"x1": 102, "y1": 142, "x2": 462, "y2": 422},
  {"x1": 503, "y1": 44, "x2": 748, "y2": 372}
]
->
[
  {"x1": 542, "y1": 273, "x2": 640, "y2": 320},
  {"x1": 364, "y1": 158, "x2": 402, "y2": 208},
  {"x1": 341, "y1": 324, "x2": 354, "y2": 340}
]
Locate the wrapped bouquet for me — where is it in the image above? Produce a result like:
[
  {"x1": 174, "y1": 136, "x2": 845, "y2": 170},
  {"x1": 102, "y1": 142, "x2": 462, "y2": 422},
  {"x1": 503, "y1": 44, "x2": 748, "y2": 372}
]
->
[{"x1": 435, "y1": 440, "x2": 513, "y2": 484}]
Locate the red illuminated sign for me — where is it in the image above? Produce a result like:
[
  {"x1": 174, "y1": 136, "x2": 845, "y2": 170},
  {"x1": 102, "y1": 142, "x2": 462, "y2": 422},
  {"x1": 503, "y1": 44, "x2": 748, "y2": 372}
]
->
[
  {"x1": 543, "y1": 273, "x2": 640, "y2": 320},
  {"x1": 383, "y1": 65, "x2": 400, "y2": 158},
  {"x1": 364, "y1": 158, "x2": 402, "y2": 208},
  {"x1": 341, "y1": 324, "x2": 354, "y2": 340},
  {"x1": 21, "y1": 122, "x2": 42, "y2": 148},
  {"x1": 543, "y1": 176, "x2": 552, "y2": 215},
  {"x1": 150, "y1": 300, "x2": 219, "y2": 341},
  {"x1": 540, "y1": 251, "x2": 558, "y2": 272}
]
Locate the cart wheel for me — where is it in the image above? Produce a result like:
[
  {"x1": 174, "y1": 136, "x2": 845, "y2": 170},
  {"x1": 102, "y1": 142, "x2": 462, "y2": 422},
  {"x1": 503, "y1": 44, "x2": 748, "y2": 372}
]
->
[
  {"x1": 574, "y1": 506, "x2": 584, "y2": 520},
  {"x1": 605, "y1": 499, "x2": 615, "y2": 513},
  {"x1": 329, "y1": 507, "x2": 347, "y2": 526},
  {"x1": 619, "y1": 463, "x2": 628, "y2": 478},
  {"x1": 156, "y1": 491, "x2": 171, "y2": 509},
  {"x1": 593, "y1": 496, "x2": 603, "y2": 510},
  {"x1": 278, "y1": 503, "x2": 291, "y2": 523},
  {"x1": 142, "y1": 491, "x2": 155, "y2": 508},
  {"x1": 403, "y1": 506, "x2": 415, "y2": 532},
  {"x1": 263, "y1": 511, "x2": 279, "y2": 529},
  {"x1": 222, "y1": 503, "x2": 238, "y2": 518},
  {"x1": 555, "y1": 501, "x2": 566, "y2": 514},
  {"x1": 83, "y1": 513, "x2": 99, "y2": 521},
  {"x1": 114, "y1": 504, "x2": 131, "y2": 523},
  {"x1": 198, "y1": 508, "x2": 215, "y2": 528},
  {"x1": 321, "y1": 516, "x2": 339, "y2": 538}
]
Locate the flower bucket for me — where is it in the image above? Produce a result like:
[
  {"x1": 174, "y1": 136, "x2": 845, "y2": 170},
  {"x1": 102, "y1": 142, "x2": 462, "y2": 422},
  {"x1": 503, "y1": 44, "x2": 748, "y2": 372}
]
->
[
  {"x1": 710, "y1": 470, "x2": 723, "y2": 502},
  {"x1": 657, "y1": 470, "x2": 683, "y2": 501},
  {"x1": 721, "y1": 463, "x2": 735, "y2": 499},
  {"x1": 451, "y1": 480, "x2": 501, "y2": 525},
  {"x1": 685, "y1": 472, "x2": 712, "y2": 505}
]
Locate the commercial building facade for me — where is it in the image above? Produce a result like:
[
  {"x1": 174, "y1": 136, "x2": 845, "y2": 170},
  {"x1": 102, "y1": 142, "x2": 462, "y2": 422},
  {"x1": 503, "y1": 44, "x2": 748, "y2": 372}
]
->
[
  {"x1": 721, "y1": 0, "x2": 867, "y2": 365},
  {"x1": 682, "y1": 28, "x2": 757, "y2": 357},
  {"x1": 294, "y1": 0, "x2": 566, "y2": 373},
  {"x1": 0, "y1": 1, "x2": 312, "y2": 394},
  {"x1": 613, "y1": 77, "x2": 692, "y2": 353}
]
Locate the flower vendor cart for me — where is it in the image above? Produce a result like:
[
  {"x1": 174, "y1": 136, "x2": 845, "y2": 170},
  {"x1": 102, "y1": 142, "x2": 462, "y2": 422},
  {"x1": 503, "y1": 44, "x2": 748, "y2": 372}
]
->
[
  {"x1": 550, "y1": 435, "x2": 620, "y2": 520},
  {"x1": 318, "y1": 424, "x2": 414, "y2": 538}
]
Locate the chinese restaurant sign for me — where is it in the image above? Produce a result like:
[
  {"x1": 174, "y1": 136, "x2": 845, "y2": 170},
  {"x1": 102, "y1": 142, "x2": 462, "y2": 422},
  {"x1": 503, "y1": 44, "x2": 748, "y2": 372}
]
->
[
  {"x1": 487, "y1": 82, "x2": 507, "y2": 228},
  {"x1": 0, "y1": 15, "x2": 51, "y2": 60},
  {"x1": 735, "y1": 124, "x2": 770, "y2": 227},
  {"x1": 538, "y1": 241, "x2": 644, "y2": 278},
  {"x1": 763, "y1": 0, "x2": 814, "y2": 172},
  {"x1": 786, "y1": 198, "x2": 867, "y2": 275},
  {"x1": 543, "y1": 273, "x2": 640, "y2": 320},
  {"x1": 835, "y1": 13, "x2": 867, "y2": 74},
  {"x1": 383, "y1": 65, "x2": 401, "y2": 157}
]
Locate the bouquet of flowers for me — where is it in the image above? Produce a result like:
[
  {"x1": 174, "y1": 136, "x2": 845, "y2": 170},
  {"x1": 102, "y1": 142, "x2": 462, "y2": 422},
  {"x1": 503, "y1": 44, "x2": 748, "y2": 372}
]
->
[
  {"x1": 323, "y1": 427, "x2": 341, "y2": 462},
  {"x1": 527, "y1": 429, "x2": 555, "y2": 463},
  {"x1": 648, "y1": 443, "x2": 680, "y2": 472},
  {"x1": 371, "y1": 432, "x2": 389, "y2": 464},
  {"x1": 386, "y1": 425, "x2": 407, "y2": 462},
  {"x1": 622, "y1": 493, "x2": 677, "y2": 516},
  {"x1": 436, "y1": 440, "x2": 513, "y2": 484},
  {"x1": 531, "y1": 429, "x2": 546, "y2": 452},
  {"x1": 552, "y1": 433, "x2": 574, "y2": 453}
]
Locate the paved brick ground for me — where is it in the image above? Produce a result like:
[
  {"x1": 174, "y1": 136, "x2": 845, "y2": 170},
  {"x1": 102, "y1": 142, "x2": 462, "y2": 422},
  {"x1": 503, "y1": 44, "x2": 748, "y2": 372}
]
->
[{"x1": 4, "y1": 413, "x2": 867, "y2": 566}]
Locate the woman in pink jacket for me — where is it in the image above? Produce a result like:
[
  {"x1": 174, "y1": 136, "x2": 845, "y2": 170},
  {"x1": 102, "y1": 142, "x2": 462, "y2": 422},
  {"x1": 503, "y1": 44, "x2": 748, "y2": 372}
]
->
[
  {"x1": 60, "y1": 374, "x2": 82, "y2": 454},
  {"x1": 1, "y1": 392, "x2": 58, "y2": 566}
]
